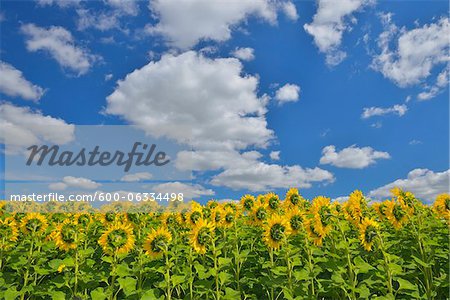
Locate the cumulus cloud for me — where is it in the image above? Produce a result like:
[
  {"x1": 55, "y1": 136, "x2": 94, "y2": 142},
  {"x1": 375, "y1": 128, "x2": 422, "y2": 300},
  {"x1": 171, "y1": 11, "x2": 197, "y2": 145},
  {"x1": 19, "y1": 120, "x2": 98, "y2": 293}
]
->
[
  {"x1": 270, "y1": 151, "x2": 280, "y2": 160},
  {"x1": 106, "y1": 51, "x2": 272, "y2": 150},
  {"x1": 304, "y1": 0, "x2": 373, "y2": 66},
  {"x1": 372, "y1": 15, "x2": 449, "y2": 88},
  {"x1": 231, "y1": 47, "x2": 255, "y2": 61},
  {"x1": 211, "y1": 161, "x2": 334, "y2": 191},
  {"x1": 320, "y1": 145, "x2": 390, "y2": 168},
  {"x1": 361, "y1": 104, "x2": 407, "y2": 118},
  {"x1": 369, "y1": 169, "x2": 449, "y2": 202},
  {"x1": 281, "y1": 1, "x2": 298, "y2": 21},
  {"x1": 0, "y1": 61, "x2": 45, "y2": 101},
  {"x1": 0, "y1": 103, "x2": 75, "y2": 154},
  {"x1": 274, "y1": 83, "x2": 300, "y2": 104},
  {"x1": 120, "y1": 172, "x2": 153, "y2": 182},
  {"x1": 417, "y1": 68, "x2": 449, "y2": 100},
  {"x1": 152, "y1": 182, "x2": 214, "y2": 199},
  {"x1": 21, "y1": 23, "x2": 98, "y2": 76},
  {"x1": 146, "y1": 0, "x2": 295, "y2": 49},
  {"x1": 49, "y1": 176, "x2": 101, "y2": 190}
]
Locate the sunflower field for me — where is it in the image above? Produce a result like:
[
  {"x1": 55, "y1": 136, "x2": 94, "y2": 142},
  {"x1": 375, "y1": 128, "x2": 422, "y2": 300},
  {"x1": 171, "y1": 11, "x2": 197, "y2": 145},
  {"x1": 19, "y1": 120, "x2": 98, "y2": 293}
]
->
[{"x1": 0, "y1": 189, "x2": 449, "y2": 300}]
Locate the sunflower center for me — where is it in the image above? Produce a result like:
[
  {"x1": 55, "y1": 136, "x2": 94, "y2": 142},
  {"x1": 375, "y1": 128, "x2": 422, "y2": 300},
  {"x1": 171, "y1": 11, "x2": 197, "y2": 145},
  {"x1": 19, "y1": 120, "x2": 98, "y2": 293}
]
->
[
  {"x1": 107, "y1": 229, "x2": 128, "y2": 248},
  {"x1": 197, "y1": 227, "x2": 211, "y2": 246},
  {"x1": 290, "y1": 194, "x2": 300, "y2": 205},
  {"x1": 393, "y1": 204, "x2": 405, "y2": 220},
  {"x1": 225, "y1": 213, "x2": 234, "y2": 223},
  {"x1": 243, "y1": 199, "x2": 254, "y2": 210},
  {"x1": 190, "y1": 211, "x2": 202, "y2": 224},
  {"x1": 269, "y1": 223, "x2": 285, "y2": 242},
  {"x1": 150, "y1": 235, "x2": 167, "y2": 253},
  {"x1": 364, "y1": 225, "x2": 377, "y2": 243},
  {"x1": 268, "y1": 197, "x2": 279, "y2": 210},
  {"x1": 290, "y1": 215, "x2": 302, "y2": 231},
  {"x1": 256, "y1": 208, "x2": 267, "y2": 221},
  {"x1": 214, "y1": 212, "x2": 222, "y2": 222},
  {"x1": 61, "y1": 224, "x2": 76, "y2": 244}
]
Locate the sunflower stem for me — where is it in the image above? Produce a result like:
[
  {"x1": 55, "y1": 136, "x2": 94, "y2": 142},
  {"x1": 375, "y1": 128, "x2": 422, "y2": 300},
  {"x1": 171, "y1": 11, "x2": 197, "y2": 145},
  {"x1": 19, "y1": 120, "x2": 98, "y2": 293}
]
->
[
  {"x1": 165, "y1": 245, "x2": 172, "y2": 300},
  {"x1": 377, "y1": 232, "x2": 394, "y2": 296}
]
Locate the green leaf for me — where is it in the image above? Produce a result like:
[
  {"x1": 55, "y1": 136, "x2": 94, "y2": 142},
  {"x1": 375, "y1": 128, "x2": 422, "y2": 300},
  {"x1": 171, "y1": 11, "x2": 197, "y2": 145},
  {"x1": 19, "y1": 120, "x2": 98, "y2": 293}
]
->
[
  {"x1": 396, "y1": 278, "x2": 418, "y2": 291},
  {"x1": 171, "y1": 275, "x2": 185, "y2": 286},
  {"x1": 91, "y1": 288, "x2": 107, "y2": 300},
  {"x1": 354, "y1": 256, "x2": 374, "y2": 274},
  {"x1": 117, "y1": 277, "x2": 137, "y2": 296}
]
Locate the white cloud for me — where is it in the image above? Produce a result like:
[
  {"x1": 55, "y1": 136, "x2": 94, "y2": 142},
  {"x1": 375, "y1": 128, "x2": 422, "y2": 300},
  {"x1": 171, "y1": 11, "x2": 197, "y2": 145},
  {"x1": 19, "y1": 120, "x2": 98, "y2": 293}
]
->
[
  {"x1": 211, "y1": 161, "x2": 334, "y2": 191},
  {"x1": 320, "y1": 145, "x2": 390, "y2": 168},
  {"x1": 152, "y1": 182, "x2": 214, "y2": 199},
  {"x1": 120, "y1": 172, "x2": 153, "y2": 182},
  {"x1": 37, "y1": 0, "x2": 81, "y2": 8},
  {"x1": 281, "y1": 2, "x2": 298, "y2": 21},
  {"x1": 146, "y1": 0, "x2": 295, "y2": 49},
  {"x1": 106, "y1": 51, "x2": 272, "y2": 150},
  {"x1": 106, "y1": 51, "x2": 333, "y2": 191},
  {"x1": 409, "y1": 139, "x2": 422, "y2": 145},
  {"x1": 369, "y1": 169, "x2": 450, "y2": 202},
  {"x1": 231, "y1": 47, "x2": 255, "y2": 61},
  {"x1": 361, "y1": 104, "x2": 407, "y2": 118},
  {"x1": 49, "y1": 176, "x2": 101, "y2": 191},
  {"x1": 105, "y1": 73, "x2": 113, "y2": 81},
  {"x1": 417, "y1": 69, "x2": 449, "y2": 100},
  {"x1": 106, "y1": 0, "x2": 139, "y2": 16},
  {"x1": 270, "y1": 151, "x2": 280, "y2": 160},
  {"x1": 0, "y1": 61, "x2": 45, "y2": 101},
  {"x1": 274, "y1": 83, "x2": 300, "y2": 104},
  {"x1": 304, "y1": 0, "x2": 372, "y2": 66},
  {"x1": 372, "y1": 16, "x2": 449, "y2": 87},
  {"x1": 21, "y1": 23, "x2": 98, "y2": 76},
  {"x1": 332, "y1": 196, "x2": 349, "y2": 203},
  {"x1": 0, "y1": 103, "x2": 75, "y2": 153}
]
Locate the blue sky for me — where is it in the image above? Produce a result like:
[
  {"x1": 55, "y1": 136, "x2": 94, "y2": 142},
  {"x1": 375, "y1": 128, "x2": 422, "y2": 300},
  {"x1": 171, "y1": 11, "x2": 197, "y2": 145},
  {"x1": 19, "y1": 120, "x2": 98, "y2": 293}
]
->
[{"x1": 0, "y1": 0, "x2": 448, "y2": 204}]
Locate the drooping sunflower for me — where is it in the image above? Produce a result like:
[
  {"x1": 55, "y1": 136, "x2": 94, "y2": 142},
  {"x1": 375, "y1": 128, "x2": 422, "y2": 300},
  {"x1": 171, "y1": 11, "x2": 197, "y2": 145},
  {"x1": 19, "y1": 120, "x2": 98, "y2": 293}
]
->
[
  {"x1": 373, "y1": 201, "x2": 389, "y2": 220},
  {"x1": 240, "y1": 194, "x2": 255, "y2": 212},
  {"x1": 342, "y1": 190, "x2": 366, "y2": 225},
  {"x1": 310, "y1": 196, "x2": 333, "y2": 236},
  {"x1": 284, "y1": 188, "x2": 304, "y2": 208},
  {"x1": 143, "y1": 227, "x2": 172, "y2": 258},
  {"x1": 250, "y1": 201, "x2": 269, "y2": 226},
  {"x1": 359, "y1": 218, "x2": 379, "y2": 251},
  {"x1": 303, "y1": 217, "x2": 324, "y2": 247},
  {"x1": 190, "y1": 218, "x2": 215, "y2": 254},
  {"x1": 73, "y1": 213, "x2": 93, "y2": 227},
  {"x1": 222, "y1": 207, "x2": 236, "y2": 228},
  {"x1": 392, "y1": 188, "x2": 416, "y2": 216},
  {"x1": 97, "y1": 212, "x2": 129, "y2": 226},
  {"x1": 286, "y1": 206, "x2": 304, "y2": 234},
  {"x1": 98, "y1": 222, "x2": 135, "y2": 255},
  {"x1": 263, "y1": 214, "x2": 292, "y2": 250},
  {"x1": 385, "y1": 200, "x2": 408, "y2": 230},
  {"x1": 266, "y1": 193, "x2": 280, "y2": 212},
  {"x1": 20, "y1": 213, "x2": 48, "y2": 235},
  {"x1": 54, "y1": 219, "x2": 79, "y2": 251},
  {"x1": 160, "y1": 212, "x2": 181, "y2": 228},
  {"x1": 211, "y1": 206, "x2": 225, "y2": 227},
  {"x1": 433, "y1": 193, "x2": 450, "y2": 220},
  {"x1": 0, "y1": 217, "x2": 19, "y2": 250}
]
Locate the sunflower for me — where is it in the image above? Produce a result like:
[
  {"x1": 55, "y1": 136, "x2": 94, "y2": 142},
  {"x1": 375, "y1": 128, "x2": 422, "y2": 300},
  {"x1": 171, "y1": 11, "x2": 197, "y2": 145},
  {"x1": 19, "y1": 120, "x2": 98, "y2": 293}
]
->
[
  {"x1": 250, "y1": 201, "x2": 269, "y2": 226},
  {"x1": 310, "y1": 196, "x2": 333, "y2": 235},
  {"x1": 207, "y1": 200, "x2": 219, "y2": 209},
  {"x1": 143, "y1": 227, "x2": 172, "y2": 258},
  {"x1": 393, "y1": 188, "x2": 416, "y2": 216},
  {"x1": 160, "y1": 212, "x2": 181, "y2": 228},
  {"x1": 284, "y1": 188, "x2": 303, "y2": 208},
  {"x1": 256, "y1": 194, "x2": 266, "y2": 204},
  {"x1": 266, "y1": 193, "x2": 280, "y2": 212},
  {"x1": 286, "y1": 206, "x2": 304, "y2": 234},
  {"x1": 222, "y1": 207, "x2": 236, "y2": 228},
  {"x1": 433, "y1": 193, "x2": 450, "y2": 220},
  {"x1": 385, "y1": 200, "x2": 408, "y2": 230},
  {"x1": 211, "y1": 206, "x2": 225, "y2": 227},
  {"x1": 54, "y1": 219, "x2": 79, "y2": 251},
  {"x1": 73, "y1": 213, "x2": 93, "y2": 227},
  {"x1": 98, "y1": 222, "x2": 135, "y2": 255},
  {"x1": 190, "y1": 218, "x2": 215, "y2": 254},
  {"x1": 97, "y1": 212, "x2": 129, "y2": 226},
  {"x1": 20, "y1": 213, "x2": 48, "y2": 235},
  {"x1": 303, "y1": 217, "x2": 324, "y2": 246},
  {"x1": 359, "y1": 218, "x2": 379, "y2": 251},
  {"x1": 0, "y1": 217, "x2": 19, "y2": 250},
  {"x1": 373, "y1": 201, "x2": 388, "y2": 220},
  {"x1": 342, "y1": 190, "x2": 366, "y2": 225},
  {"x1": 263, "y1": 214, "x2": 292, "y2": 250},
  {"x1": 240, "y1": 194, "x2": 256, "y2": 212}
]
